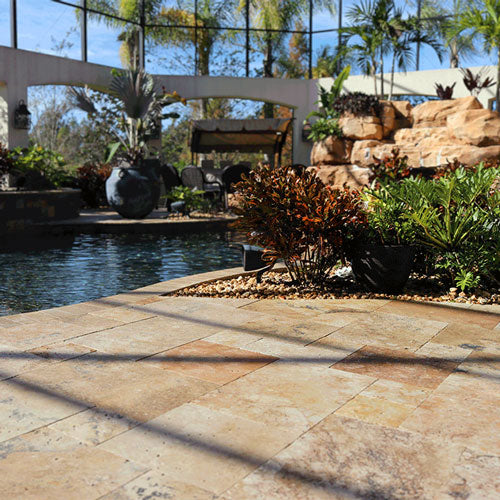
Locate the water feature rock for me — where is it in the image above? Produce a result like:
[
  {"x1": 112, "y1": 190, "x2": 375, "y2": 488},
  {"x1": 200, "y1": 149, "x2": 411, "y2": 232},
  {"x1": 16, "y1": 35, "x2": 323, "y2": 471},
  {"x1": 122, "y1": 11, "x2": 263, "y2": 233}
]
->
[
  {"x1": 379, "y1": 100, "x2": 397, "y2": 137},
  {"x1": 447, "y1": 109, "x2": 500, "y2": 146},
  {"x1": 310, "y1": 136, "x2": 353, "y2": 165},
  {"x1": 412, "y1": 96, "x2": 482, "y2": 128},
  {"x1": 308, "y1": 165, "x2": 371, "y2": 190},
  {"x1": 339, "y1": 113, "x2": 384, "y2": 140},
  {"x1": 392, "y1": 100, "x2": 413, "y2": 129},
  {"x1": 350, "y1": 140, "x2": 389, "y2": 167}
]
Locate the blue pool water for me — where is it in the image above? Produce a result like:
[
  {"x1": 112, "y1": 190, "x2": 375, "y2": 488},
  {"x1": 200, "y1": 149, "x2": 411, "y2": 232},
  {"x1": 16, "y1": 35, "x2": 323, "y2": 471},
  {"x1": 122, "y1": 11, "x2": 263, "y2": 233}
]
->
[{"x1": 0, "y1": 232, "x2": 241, "y2": 316}]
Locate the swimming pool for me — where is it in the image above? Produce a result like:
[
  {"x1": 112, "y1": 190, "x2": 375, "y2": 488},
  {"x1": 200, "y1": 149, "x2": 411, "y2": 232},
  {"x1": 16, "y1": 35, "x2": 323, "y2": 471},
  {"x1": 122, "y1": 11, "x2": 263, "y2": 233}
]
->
[{"x1": 0, "y1": 232, "x2": 241, "y2": 316}]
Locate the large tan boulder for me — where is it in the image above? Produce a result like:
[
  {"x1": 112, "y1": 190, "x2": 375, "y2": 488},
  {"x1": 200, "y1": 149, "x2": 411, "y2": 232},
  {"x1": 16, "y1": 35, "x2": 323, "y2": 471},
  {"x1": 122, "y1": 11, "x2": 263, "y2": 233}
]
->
[
  {"x1": 412, "y1": 96, "x2": 483, "y2": 128},
  {"x1": 436, "y1": 145, "x2": 500, "y2": 166},
  {"x1": 394, "y1": 127, "x2": 453, "y2": 148},
  {"x1": 339, "y1": 113, "x2": 383, "y2": 140},
  {"x1": 379, "y1": 100, "x2": 397, "y2": 137},
  {"x1": 447, "y1": 109, "x2": 500, "y2": 146},
  {"x1": 308, "y1": 165, "x2": 372, "y2": 190},
  {"x1": 350, "y1": 139, "x2": 392, "y2": 167},
  {"x1": 310, "y1": 136, "x2": 353, "y2": 166}
]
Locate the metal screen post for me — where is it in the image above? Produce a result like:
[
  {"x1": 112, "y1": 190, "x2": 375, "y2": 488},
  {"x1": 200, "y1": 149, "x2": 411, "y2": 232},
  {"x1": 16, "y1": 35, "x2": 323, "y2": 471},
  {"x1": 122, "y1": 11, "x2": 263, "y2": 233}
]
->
[
  {"x1": 194, "y1": 0, "x2": 198, "y2": 76},
  {"x1": 139, "y1": 0, "x2": 146, "y2": 69},
  {"x1": 245, "y1": 0, "x2": 250, "y2": 77},
  {"x1": 308, "y1": 0, "x2": 313, "y2": 79},
  {"x1": 416, "y1": 0, "x2": 422, "y2": 70},
  {"x1": 10, "y1": 0, "x2": 17, "y2": 49},
  {"x1": 81, "y1": 0, "x2": 88, "y2": 62},
  {"x1": 337, "y1": 0, "x2": 343, "y2": 73}
]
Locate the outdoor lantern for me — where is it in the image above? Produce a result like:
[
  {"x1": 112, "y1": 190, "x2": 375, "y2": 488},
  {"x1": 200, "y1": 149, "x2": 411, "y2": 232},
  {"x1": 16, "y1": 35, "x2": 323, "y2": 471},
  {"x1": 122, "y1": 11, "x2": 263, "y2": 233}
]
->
[
  {"x1": 13, "y1": 100, "x2": 31, "y2": 129},
  {"x1": 302, "y1": 123, "x2": 312, "y2": 141}
]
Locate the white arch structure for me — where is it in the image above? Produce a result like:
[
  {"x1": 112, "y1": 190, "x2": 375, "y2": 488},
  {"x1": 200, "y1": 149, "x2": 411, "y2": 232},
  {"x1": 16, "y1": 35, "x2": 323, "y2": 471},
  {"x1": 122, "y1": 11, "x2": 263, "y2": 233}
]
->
[{"x1": 0, "y1": 44, "x2": 496, "y2": 165}]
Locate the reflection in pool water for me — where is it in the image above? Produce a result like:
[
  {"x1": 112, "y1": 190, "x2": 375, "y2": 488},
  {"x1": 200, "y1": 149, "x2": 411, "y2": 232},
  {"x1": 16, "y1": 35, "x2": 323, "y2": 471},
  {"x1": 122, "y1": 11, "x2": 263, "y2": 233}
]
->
[{"x1": 0, "y1": 232, "x2": 241, "y2": 316}]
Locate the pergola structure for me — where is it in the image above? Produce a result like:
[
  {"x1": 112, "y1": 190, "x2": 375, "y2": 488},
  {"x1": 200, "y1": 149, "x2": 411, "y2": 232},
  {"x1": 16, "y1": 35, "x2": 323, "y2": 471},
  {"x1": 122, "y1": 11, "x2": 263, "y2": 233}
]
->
[{"x1": 190, "y1": 118, "x2": 293, "y2": 166}]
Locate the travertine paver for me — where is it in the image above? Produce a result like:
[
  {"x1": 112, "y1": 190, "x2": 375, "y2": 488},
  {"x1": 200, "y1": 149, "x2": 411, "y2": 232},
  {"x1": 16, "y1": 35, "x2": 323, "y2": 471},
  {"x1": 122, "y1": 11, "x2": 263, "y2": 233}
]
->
[{"x1": 0, "y1": 270, "x2": 499, "y2": 499}]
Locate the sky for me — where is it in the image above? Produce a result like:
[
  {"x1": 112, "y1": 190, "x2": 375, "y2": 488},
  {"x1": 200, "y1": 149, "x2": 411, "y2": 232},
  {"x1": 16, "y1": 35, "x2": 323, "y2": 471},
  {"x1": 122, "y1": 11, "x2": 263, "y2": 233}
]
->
[{"x1": 0, "y1": 0, "x2": 495, "y2": 76}]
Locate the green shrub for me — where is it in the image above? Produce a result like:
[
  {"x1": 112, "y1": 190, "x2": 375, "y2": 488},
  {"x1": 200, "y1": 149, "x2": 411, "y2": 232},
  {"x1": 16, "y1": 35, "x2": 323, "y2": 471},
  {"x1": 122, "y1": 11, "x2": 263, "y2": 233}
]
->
[
  {"x1": 166, "y1": 186, "x2": 208, "y2": 214},
  {"x1": 0, "y1": 143, "x2": 15, "y2": 177},
  {"x1": 377, "y1": 164, "x2": 500, "y2": 291},
  {"x1": 76, "y1": 163, "x2": 112, "y2": 208},
  {"x1": 307, "y1": 116, "x2": 343, "y2": 142},
  {"x1": 232, "y1": 164, "x2": 366, "y2": 284},
  {"x1": 10, "y1": 145, "x2": 71, "y2": 189}
]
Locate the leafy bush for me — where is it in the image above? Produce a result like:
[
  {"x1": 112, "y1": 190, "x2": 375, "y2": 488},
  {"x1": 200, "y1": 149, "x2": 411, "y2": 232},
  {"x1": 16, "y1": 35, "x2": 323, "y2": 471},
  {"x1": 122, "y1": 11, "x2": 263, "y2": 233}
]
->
[
  {"x1": 435, "y1": 82, "x2": 455, "y2": 99},
  {"x1": 76, "y1": 163, "x2": 112, "y2": 208},
  {"x1": 332, "y1": 91, "x2": 380, "y2": 117},
  {"x1": 0, "y1": 143, "x2": 15, "y2": 178},
  {"x1": 10, "y1": 145, "x2": 70, "y2": 189},
  {"x1": 304, "y1": 66, "x2": 350, "y2": 142},
  {"x1": 232, "y1": 164, "x2": 366, "y2": 284},
  {"x1": 307, "y1": 116, "x2": 343, "y2": 142},
  {"x1": 371, "y1": 148, "x2": 411, "y2": 185},
  {"x1": 166, "y1": 186, "x2": 208, "y2": 214},
  {"x1": 379, "y1": 164, "x2": 500, "y2": 291}
]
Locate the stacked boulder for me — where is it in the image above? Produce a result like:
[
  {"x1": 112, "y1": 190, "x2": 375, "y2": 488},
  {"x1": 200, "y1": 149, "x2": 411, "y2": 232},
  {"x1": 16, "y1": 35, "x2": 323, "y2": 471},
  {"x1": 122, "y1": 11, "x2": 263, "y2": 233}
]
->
[{"x1": 309, "y1": 96, "x2": 500, "y2": 189}]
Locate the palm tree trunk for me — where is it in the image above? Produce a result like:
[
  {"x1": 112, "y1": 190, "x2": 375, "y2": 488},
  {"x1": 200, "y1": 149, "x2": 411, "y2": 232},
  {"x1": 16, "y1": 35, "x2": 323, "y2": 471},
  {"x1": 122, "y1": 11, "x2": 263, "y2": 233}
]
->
[
  {"x1": 379, "y1": 51, "x2": 384, "y2": 98},
  {"x1": 372, "y1": 60, "x2": 378, "y2": 97},
  {"x1": 389, "y1": 53, "x2": 396, "y2": 100}
]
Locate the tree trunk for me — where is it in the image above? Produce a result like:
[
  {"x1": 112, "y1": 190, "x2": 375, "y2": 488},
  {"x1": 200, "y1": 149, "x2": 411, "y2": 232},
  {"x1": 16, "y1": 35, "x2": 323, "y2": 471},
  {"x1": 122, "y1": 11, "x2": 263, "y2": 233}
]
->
[
  {"x1": 450, "y1": 41, "x2": 459, "y2": 69},
  {"x1": 372, "y1": 60, "x2": 378, "y2": 97},
  {"x1": 389, "y1": 53, "x2": 396, "y2": 100},
  {"x1": 380, "y1": 52, "x2": 384, "y2": 98}
]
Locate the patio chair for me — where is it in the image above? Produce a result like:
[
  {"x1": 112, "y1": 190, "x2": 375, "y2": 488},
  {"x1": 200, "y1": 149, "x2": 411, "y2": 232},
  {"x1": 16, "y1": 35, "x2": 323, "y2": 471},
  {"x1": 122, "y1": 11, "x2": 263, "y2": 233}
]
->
[
  {"x1": 159, "y1": 164, "x2": 182, "y2": 208},
  {"x1": 181, "y1": 165, "x2": 222, "y2": 201},
  {"x1": 221, "y1": 163, "x2": 251, "y2": 209}
]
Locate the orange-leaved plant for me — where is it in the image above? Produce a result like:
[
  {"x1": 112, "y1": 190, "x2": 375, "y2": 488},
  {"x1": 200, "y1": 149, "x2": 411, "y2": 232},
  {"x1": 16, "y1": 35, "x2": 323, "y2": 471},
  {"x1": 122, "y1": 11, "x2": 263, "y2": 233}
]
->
[{"x1": 232, "y1": 164, "x2": 366, "y2": 284}]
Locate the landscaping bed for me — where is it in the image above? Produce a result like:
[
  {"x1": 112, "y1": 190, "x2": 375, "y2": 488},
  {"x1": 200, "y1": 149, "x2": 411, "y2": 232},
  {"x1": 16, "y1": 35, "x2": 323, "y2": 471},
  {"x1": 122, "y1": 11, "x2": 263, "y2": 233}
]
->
[{"x1": 172, "y1": 269, "x2": 500, "y2": 305}]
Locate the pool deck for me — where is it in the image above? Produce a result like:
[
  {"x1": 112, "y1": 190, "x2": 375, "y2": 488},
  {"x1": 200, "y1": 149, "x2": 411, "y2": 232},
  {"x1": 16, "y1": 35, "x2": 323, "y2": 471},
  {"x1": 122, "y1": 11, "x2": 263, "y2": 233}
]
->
[
  {"x1": 1, "y1": 267, "x2": 499, "y2": 499},
  {"x1": 35, "y1": 209, "x2": 237, "y2": 235}
]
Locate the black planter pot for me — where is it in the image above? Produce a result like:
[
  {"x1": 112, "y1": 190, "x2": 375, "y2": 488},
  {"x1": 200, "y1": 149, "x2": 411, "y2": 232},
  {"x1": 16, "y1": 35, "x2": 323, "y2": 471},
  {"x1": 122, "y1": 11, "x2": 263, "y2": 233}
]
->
[
  {"x1": 351, "y1": 244, "x2": 416, "y2": 293},
  {"x1": 105, "y1": 159, "x2": 160, "y2": 219}
]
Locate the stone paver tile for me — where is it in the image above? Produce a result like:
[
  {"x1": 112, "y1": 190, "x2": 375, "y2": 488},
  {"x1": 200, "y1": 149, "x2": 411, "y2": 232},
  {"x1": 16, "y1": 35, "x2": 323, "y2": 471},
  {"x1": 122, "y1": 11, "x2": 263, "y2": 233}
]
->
[
  {"x1": 100, "y1": 470, "x2": 216, "y2": 500},
  {"x1": 326, "y1": 312, "x2": 447, "y2": 352},
  {"x1": 0, "y1": 427, "x2": 146, "y2": 500},
  {"x1": 58, "y1": 313, "x2": 125, "y2": 331},
  {"x1": 241, "y1": 300, "x2": 325, "y2": 321},
  {"x1": 75, "y1": 317, "x2": 219, "y2": 359},
  {"x1": 49, "y1": 407, "x2": 139, "y2": 447},
  {"x1": 203, "y1": 329, "x2": 265, "y2": 349},
  {"x1": 98, "y1": 403, "x2": 296, "y2": 495},
  {"x1": 401, "y1": 375, "x2": 500, "y2": 454},
  {"x1": 0, "y1": 378, "x2": 90, "y2": 443},
  {"x1": 359, "y1": 379, "x2": 432, "y2": 407},
  {"x1": 440, "y1": 448, "x2": 500, "y2": 498},
  {"x1": 0, "y1": 317, "x2": 19, "y2": 328},
  {"x1": 331, "y1": 345, "x2": 459, "y2": 389},
  {"x1": 430, "y1": 322, "x2": 500, "y2": 353},
  {"x1": 334, "y1": 394, "x2": 416, "y2": 427},
  {"x1": 0, "y1": 344, "x2": 49, "y2": 381},
  {"x1": 0, "y1": 320, "x2": 92, "y2": 349},
  {"x1": 454, "y1": 349, "x2": 500, "y2": 383},
  {"x1": 414, "y1": 342, "x2": 472, "y2": 362},
  {"x1": 194, "y1": 361, "x2": 373, "y2": 434},
  {"x1": 29, "y1": 342, "x2": 96, "y2": 362},
  {"x1": 220, "y1": 415, "x2": 463, "y2": 500},
  {"x1": 146, "y1": 340, "x2": 277, "y2": 384},
  {"x1": 50, "y1": 370, "x2": 217, "y2": 444},
  {"x1": 378, "y1": 300, "x2": 499, "y2": 330},
  {"x1": 88, "y1": 307, "x2": 156, "y2": 323},
  {"x1": 243, "y1": 337, "x2": 360, "y2": 366}
]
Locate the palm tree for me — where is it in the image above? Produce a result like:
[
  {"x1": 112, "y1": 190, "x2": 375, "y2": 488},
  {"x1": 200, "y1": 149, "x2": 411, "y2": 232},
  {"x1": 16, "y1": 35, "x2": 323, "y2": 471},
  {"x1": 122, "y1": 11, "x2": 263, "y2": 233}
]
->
[
  {"x1": 450, "y1": 0, "x2": 500, "y2": 107},
  {"x1": 421, "y1": 0, "x2": 477, "y2": 68}
]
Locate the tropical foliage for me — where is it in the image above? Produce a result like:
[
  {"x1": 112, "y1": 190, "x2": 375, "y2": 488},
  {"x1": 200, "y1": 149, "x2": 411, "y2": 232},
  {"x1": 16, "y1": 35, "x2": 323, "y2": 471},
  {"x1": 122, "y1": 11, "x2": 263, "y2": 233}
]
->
[{"x1": 232, "y1": 163, "x2": 366, "y2": 284}]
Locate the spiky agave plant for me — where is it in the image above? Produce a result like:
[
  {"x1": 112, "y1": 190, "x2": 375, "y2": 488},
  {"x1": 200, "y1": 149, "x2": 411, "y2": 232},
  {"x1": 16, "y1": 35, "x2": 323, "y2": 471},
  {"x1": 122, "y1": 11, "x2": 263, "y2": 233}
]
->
[{"x1": 70, "y1": 68, "x2": 185, "y2": 165}]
